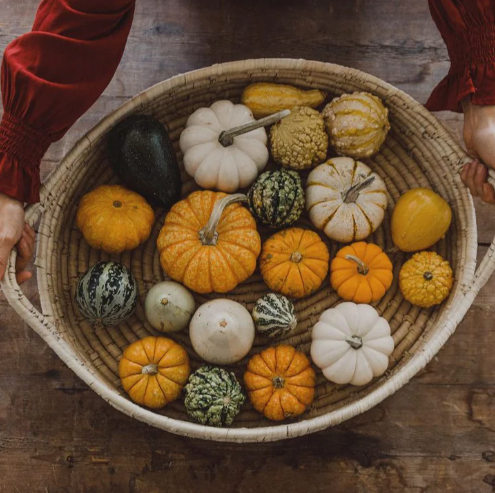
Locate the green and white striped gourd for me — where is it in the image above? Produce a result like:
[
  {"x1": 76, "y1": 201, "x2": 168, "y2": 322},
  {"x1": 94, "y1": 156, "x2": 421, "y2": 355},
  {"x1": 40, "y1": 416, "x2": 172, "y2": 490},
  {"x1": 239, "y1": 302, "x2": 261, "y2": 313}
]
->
[
  {"x1": 252, "y1": 293, "x2": 297, "y2": 338},
  {"x1": 184, "y1": 366, "x2": 245, "y2": 427},
  {"x1": 75, "y1": 261, "x2": 138, "y2": 327},
  {"x1": 247, "y1": 168, "x2": 305, "y2": 228}
]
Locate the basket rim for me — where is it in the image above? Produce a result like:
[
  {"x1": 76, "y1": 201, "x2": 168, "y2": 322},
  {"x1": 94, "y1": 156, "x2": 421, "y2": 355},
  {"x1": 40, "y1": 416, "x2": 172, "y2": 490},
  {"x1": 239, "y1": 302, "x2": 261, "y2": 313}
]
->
[{"x1": 34, "y1": 58, "x2": 477, "y2": 442}]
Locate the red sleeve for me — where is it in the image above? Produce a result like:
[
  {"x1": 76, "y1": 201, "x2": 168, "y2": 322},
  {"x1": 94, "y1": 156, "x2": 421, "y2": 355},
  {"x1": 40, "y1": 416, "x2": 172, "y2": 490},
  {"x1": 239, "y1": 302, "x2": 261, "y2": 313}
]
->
[
  {"x1": 426, "y1": 0, "x2": 495, "y2": 113},
  {"x1": 0, "y1": 0, "x2": 135, "y2": 204}
]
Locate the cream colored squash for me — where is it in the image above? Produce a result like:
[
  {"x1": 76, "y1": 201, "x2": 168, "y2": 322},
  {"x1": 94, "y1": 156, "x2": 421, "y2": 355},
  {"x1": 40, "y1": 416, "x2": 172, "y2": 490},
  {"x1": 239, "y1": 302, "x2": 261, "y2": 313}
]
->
[
  {"x1": 306, "y1": 157, "x2": 388, "y2": 243},
  {"x1": 310, "y1": 302, "x2": 394, "y2": 386},
  {"x1": 189, "y1": 299, "x2": 255, "y2": 365},
  {"x1": 180, "y1": 100, "x2": 286, "y2": 192},
  {"x1": 322, "y1": 92, "x2": 390, "y2": 158}
]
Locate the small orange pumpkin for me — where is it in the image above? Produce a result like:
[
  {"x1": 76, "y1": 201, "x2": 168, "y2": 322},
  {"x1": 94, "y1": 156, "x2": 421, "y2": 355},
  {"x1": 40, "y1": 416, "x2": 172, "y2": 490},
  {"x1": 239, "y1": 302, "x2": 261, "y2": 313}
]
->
[
  {"x1": 119, "y1": 336, "x2": 190, "y2": 409},
  {"x1": 77, "y1": 184, "x2": 155, "y2": 254},
  {"x1": 244, "y1": 345, "x2": 316, "y2": 421},
  {"x1": 157, "y1": 191, "x2": 261, "y2": 294},
  {"x1": 330, "y1": 242, "x2": 393, "y2": 303},
  {"x1": 260, "y1": 228, "x2": 329, "y2": 299}
]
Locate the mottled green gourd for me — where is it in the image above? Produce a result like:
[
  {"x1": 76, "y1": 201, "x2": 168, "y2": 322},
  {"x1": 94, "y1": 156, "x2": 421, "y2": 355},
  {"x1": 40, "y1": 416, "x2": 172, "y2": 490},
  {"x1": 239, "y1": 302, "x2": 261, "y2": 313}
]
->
[
  {"x1": 184, "y1": 366, "x2": 245, "y2": 427},
  {"x1": 247, "y1": 169, "x2": 305, "y2": 228},
  {"x1": 252, "y1": 293, "x2": 297, "y2": 338}
]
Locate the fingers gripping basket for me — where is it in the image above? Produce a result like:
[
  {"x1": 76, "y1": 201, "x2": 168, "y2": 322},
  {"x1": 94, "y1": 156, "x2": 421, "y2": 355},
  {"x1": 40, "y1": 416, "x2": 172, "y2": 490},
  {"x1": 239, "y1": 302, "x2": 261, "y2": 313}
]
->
[{"x1": 3, "y1": 59, "x2": 494, "y2": 442}]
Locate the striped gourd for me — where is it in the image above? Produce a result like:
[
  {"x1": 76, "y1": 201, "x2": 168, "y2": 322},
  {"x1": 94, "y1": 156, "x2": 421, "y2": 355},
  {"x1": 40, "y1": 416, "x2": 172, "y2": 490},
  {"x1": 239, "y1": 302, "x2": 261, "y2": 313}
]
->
[
  {"x1": 75, "y1": 261, "x2": 138, "y2": 327},
  {"x1": 184, "y1": 366, "x2": 245, "y2": 427},
  {"x1": 322, "y1": 92, "x2": 390, "y2": 158},
  {"x1": 247, "y1": 169, "x2": 305, "y2": 228},
  {"x1": 252, "y1": 293, "x2": 297, "y2": 338}
]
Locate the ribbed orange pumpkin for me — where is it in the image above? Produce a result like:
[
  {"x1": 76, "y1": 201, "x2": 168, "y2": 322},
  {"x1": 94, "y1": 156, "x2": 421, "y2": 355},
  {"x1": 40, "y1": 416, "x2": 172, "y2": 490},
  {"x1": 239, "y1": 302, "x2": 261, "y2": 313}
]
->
[
  {"x1": 260, "y1": 228, "x2": 330, "y2": 299},
  {"x1": 157, "y1": 191, "x2": 261, "y2": 294},
  {"x1": 119, "y1": 336, "x2": 190, "y2": 409},
  {"x1": 330, "y1": 242, "x2": 393, "y2": 303},
  {"x1": 244, "y1": 345, "x2": 316, "y2": 421}
]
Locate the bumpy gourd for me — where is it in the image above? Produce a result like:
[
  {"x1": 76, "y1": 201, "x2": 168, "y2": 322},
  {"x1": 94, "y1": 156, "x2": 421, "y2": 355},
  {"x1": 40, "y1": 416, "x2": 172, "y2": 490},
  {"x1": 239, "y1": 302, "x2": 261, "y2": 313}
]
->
[
  {"x1": 252, "y1": 293, "x2": 297, "y2": 338},
  {"x1": 247, "y1": 168, "x2": 305, "y2": 228},
  {"x1": 270, "y1": 106, "x2": 328, "y2": 170},
  {"x1": 119, "y1": 336, "x2": 190, "y2": 409},
  {"x1": 157, "y1": 191, "x2": 261, "y2": 294},
  {"x1": 322, "y1": 92, "x2": 390, "y2": 158},
  {"x1": 260, "y1": 228, "x2": 330, "y2": 299},
  {"x1": 76, "y1": 185, "x2": 155, "y2": 254},
  {"x1": 242, "y1": 82, "x2": 327, "y2": 118},
  {"x1": 399, "y1": 251, "x2": 453, "y2": 308},
  {"x1": 244, "y1": 345, "x2": 316, "y2": 421},
  {"x1": 306, "y1": 157, "x2": 388, "y2": 243},
  {"x1": 330, "y1": 242, "x2": 393, "y2": 303},
  {"x1": 184, "y1": 366, "x2": 245, "y2": 427},
  {"x1": 391, "y1": 188, "x2": 452, "y2": 252}
]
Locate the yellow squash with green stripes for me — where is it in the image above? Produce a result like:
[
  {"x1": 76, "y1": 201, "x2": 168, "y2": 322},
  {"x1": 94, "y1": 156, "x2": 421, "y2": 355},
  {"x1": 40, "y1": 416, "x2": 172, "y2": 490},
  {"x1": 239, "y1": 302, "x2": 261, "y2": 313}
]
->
[{"x1": 322, "y1": 92, "x2": 390, "y2": 158}]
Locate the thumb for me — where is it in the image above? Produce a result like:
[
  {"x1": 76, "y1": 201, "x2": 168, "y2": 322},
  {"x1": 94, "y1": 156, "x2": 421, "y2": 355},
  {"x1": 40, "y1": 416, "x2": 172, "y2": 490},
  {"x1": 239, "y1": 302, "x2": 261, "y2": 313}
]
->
[{"x1": 0, "y1": 237, "x2": 16, "y2": 282}]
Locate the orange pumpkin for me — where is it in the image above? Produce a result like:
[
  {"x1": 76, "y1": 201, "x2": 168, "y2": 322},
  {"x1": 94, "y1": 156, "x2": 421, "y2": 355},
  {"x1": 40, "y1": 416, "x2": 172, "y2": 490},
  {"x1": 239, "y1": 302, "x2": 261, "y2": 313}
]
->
[
  {"x1": 76, "y1": 184, "x2": 155, "y2": 254},
  {"x1": 260, "y1": 228, "x2": 329, "y2": 298},
  {"x1": 119, "y1": 336, "x2": 190, "y2": 409},
  {"x1": 157, "y1": 191, "x2": 261, "y2": 294},
  {"x1": 244, "y1": 345, "x2": 316, "y2": 421},
  {"x1": 330, "y1": 242, "x2": 393, "y2": 303}
]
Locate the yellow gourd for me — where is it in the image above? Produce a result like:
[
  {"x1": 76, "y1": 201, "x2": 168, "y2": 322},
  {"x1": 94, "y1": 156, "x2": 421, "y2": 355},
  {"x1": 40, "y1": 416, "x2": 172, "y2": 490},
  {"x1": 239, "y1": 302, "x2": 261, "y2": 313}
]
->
[
  {"x1": 399, "y1": 251, "x2": 453, "y2": 308},
  {"x1": 391, "y1": 188, "x2": 452, "y2": 252},
  {"x1": 242, "y1": 82, "x2": 327, "y2": 118}
]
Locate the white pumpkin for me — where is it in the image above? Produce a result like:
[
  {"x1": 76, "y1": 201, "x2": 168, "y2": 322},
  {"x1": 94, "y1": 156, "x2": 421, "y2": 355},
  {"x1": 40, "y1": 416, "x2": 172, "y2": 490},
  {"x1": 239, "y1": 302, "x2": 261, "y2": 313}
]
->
[
  {"x1": 189, "y1": 299, "x2": 255, "y2": 365},
  {"x1": 322, "y1": 91, "x2": 390, "y2": 158},
  {"x1": 144, "y1": 281, "x2": 196, "y2": 333},
  {"x1": 310, "y1": 302, "x2": 394, "y2": 386},
  {"x1": 179, "y1": 100, "x2": 270, "y2": 192},
  {"x1": 306, "y1": 157, "x2": 388, "y2": 243}
]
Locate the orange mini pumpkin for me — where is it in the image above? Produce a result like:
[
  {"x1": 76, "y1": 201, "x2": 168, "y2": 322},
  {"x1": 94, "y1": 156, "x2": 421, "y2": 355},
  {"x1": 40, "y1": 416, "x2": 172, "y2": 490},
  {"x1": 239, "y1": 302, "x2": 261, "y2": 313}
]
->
[
  {"x1": 77, "y1": 184, "x2": 155, "y2": 254},
  {"x1": 330, "y1": 242, "x2": 393, "y2": 303},
  {"x1": 157, "y1": 191, "x2": 261, "y2": 294},
  {"x1": 260, "y1": 228, "x2": 329, "y2": 299},
  {"x1": 119, "y1": 336, "x2": 190, "y2": 409},
  {"x1": 244, "y1": 345, "x2": 316, "y2": 421}
]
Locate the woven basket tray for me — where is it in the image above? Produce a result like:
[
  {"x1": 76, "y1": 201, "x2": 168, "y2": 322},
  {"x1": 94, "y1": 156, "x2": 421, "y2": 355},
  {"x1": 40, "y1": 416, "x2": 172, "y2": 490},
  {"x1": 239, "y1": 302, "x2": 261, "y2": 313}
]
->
[{"x1": 3, "y1": 59, "x2": 494, "y2": 442}]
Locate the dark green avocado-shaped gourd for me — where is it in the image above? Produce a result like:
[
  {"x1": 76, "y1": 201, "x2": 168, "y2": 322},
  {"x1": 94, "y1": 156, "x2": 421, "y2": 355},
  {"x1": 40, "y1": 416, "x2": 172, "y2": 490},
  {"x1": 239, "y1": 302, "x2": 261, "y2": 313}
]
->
[{"x1": 107, "y1": 114, "x2": 182, "y2": 209}]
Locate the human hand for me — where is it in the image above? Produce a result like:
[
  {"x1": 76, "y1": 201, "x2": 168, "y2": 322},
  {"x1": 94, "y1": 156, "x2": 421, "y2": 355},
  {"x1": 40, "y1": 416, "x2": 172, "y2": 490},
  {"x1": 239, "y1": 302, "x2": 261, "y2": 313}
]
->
[
  {"x1": 0, "y1": 193, "x2": 35, "y2": 284},
  {"x1": 461, "y1": 98, "x2": 495, "y2": 204}
]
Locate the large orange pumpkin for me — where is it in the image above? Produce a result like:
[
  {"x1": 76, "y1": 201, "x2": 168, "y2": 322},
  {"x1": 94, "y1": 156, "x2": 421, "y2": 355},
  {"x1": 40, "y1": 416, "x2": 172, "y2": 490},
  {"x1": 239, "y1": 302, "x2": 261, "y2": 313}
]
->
[
  {"x1": 157, "y1": 191, "x2": 261, "y2": 294},
  {"x1": 244, "y1": 345, "x2": 316, "y2": 421},
  {"x1": 259, "y1": 228, "x2": 329, "y2": 298},
  {"x1": 119, "y1": 336, "x2": 190, "y2": 409}
]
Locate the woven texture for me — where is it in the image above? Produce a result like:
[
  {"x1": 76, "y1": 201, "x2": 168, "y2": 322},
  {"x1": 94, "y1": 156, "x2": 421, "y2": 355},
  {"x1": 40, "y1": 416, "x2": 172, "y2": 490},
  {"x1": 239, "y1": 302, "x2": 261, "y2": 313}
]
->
[{"x1": 3, "y1": 59, "x2": 494, "y2": 442}]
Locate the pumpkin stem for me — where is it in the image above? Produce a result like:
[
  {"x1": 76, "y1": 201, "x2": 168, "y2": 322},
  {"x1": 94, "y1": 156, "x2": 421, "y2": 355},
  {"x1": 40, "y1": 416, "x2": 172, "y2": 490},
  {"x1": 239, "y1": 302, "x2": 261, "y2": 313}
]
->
[
  {"x1": 343, "y1": 175, "x2": 376, "y2": 203},
  {"x1": 160, "y1": 297, "x2": 169, "y2": 306},
  {"x1": 423, "y1": 271, "x2": 433, "y2": 281},
  {"x1": 218, "y1": 109, "x2": 290, "y2": 147},
  {"x1": 113, "y1": 200, "x2": 123, "y2": 208},
  {"x1": 345, "y1": 335, "x2": 363, "y2": 350},
  {"x1": 272, "y1": 376, "x2": 285, "y2": 389},
  {"x1": 142, "y1": 364, "x2": 159, "y2": 375},
  {"x1": 199, "y1": 193, "x2": 248, "y2": 245},
  {"x1": 345, "y1": 255, "x2": 369, "y2": 275},
  {"x1": 290, "y1": 252, "x2": 303, "y2": 263}
]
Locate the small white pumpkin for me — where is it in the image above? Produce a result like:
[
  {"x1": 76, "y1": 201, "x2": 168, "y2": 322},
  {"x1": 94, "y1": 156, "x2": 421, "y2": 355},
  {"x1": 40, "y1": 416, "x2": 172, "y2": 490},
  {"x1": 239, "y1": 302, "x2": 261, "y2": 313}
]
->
[
  {"x1": 322, "y1": 91, "x2": 390, "y2": 158},
  {"x1": 144, "y1": 281, "x2": 196, "y2": 333},
  {"x1": 180, "y1": 100, "x2": 277, "y2": 193},
  {"x1": 310, "y1": 302, "x2": 394, "y2": 386},
  {"x1": 252, "y1": 293, "x2": 297, "y2": 338},
  {"x1": 306, "y1": 157, "x2": 388, "y2": 243},
  {"x1": 189, "y1": 299, "x2": 255, "y2": 365}
]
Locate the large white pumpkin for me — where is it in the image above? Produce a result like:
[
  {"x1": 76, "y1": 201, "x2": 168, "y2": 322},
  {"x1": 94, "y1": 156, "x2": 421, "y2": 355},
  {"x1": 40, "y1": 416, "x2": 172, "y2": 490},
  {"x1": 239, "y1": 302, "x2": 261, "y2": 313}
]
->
[
  {"x1": 310, "y1": 302, "x2": 394, "y2": 386},
  {"x1": 179, "y1": 100, "x2": 269, "y2": 192},
  {"x1": 306, "y1": 157, "x2": 388, "y2": 243},
  {"x1": 189, "y1": 299, "x2": 255, "y2": 365}
]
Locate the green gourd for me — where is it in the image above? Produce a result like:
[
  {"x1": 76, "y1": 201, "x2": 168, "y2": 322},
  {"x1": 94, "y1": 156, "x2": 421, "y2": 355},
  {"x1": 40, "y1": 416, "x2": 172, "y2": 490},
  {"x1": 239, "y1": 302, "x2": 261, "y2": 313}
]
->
[
  {"x1": 252, "y1": 293, "x2": 297, "y2": 338},
  {"x1": 184, "y1": 366, "x2": 245, "y2": 427},
  {"x1": 247, "y1": 168, "x2": 305, "y2": 228}
]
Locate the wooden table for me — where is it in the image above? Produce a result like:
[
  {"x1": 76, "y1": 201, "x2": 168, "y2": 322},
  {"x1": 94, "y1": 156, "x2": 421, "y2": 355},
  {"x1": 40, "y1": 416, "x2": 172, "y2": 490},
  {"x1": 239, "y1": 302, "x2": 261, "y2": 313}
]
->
[{"x1": 1, "y1": 1, "x2": 495, "y2": 491}]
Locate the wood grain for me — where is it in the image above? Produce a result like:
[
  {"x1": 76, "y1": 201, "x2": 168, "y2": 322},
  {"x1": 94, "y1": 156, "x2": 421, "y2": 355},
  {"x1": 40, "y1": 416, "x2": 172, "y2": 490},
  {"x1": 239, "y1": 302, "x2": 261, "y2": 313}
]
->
[{"x1": 0, "y1": 0, "x2": 493, "y2": 491}]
